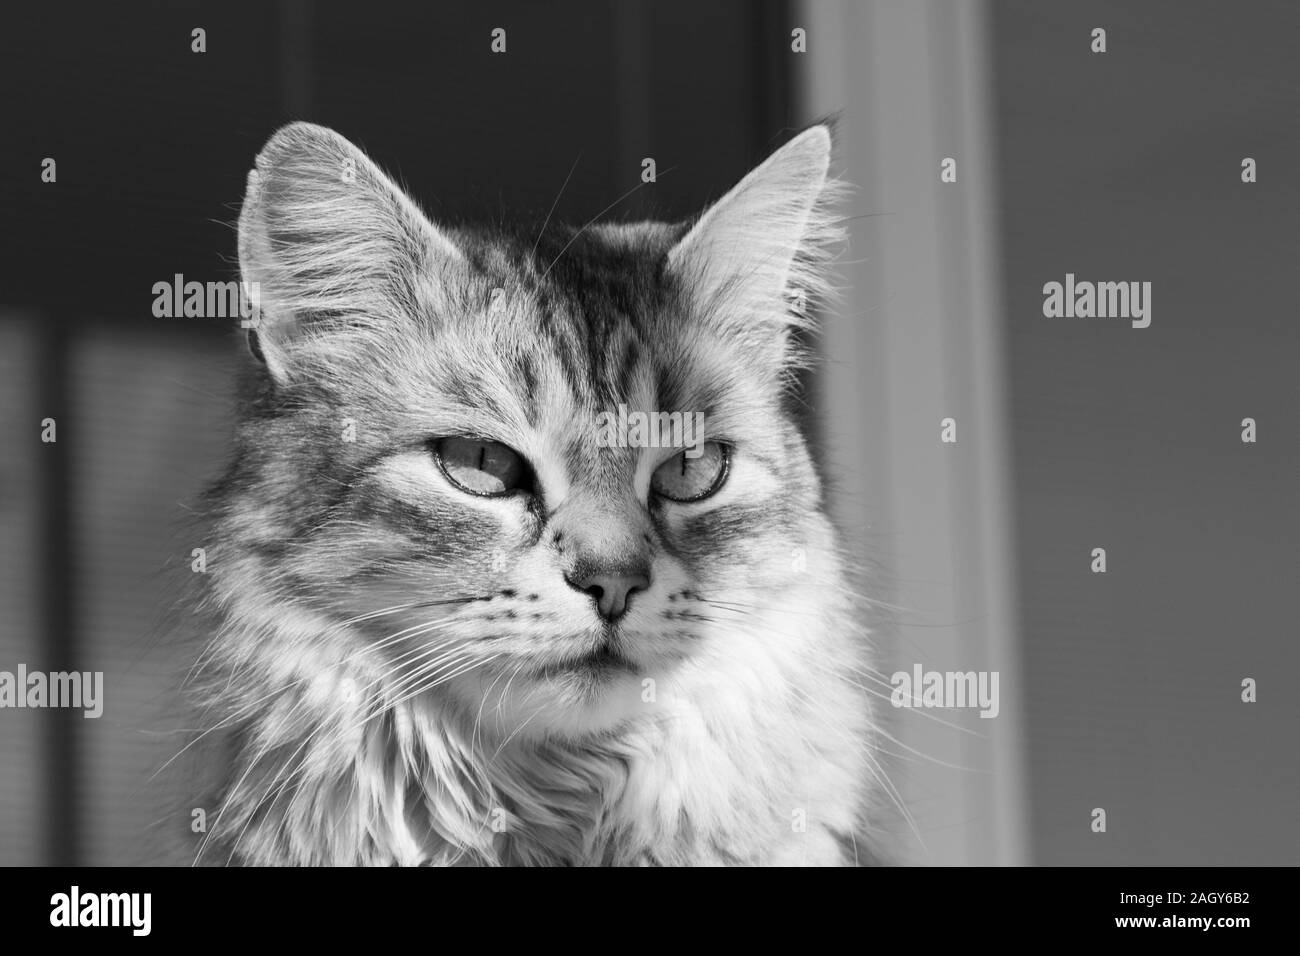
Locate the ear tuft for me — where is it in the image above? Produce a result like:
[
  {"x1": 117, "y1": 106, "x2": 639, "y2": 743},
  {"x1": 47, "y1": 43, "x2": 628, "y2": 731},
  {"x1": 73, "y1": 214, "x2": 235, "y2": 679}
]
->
[
  {"x1": 237, "y1": 122, "x2": 461, "y2": 384},
  {"x1": 667, "y1": 123, "x2": 846, "y2": 353}
]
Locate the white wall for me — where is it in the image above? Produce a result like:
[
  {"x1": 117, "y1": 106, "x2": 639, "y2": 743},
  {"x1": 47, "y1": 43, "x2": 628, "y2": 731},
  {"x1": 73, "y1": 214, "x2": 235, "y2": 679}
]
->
[{"x1": 796, "y1": 0, "x2": 1028, "y2": 865}]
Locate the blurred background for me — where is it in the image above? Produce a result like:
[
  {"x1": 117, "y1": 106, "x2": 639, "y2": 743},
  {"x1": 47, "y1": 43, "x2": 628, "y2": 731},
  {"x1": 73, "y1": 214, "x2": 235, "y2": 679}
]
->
[{"x1": 0, "y1": 0, "x2": 1295, "y2": 865}]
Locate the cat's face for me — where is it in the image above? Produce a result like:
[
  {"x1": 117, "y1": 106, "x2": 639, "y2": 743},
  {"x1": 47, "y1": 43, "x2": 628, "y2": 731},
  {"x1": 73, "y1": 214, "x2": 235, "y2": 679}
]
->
[{"x1": 219, "y1": 122, "x2": 842, "y2": 740}]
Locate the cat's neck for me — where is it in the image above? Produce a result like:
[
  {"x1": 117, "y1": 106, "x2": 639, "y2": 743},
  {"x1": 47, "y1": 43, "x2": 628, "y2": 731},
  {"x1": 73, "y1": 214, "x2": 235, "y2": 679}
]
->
[{"x1": 201, "y1": 601, "x2": 869, "y2": 866}]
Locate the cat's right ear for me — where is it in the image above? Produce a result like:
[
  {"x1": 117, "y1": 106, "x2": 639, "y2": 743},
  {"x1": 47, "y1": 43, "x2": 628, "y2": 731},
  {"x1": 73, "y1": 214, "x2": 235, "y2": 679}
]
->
[{"x1": 237, "y1": 122, "x2": 463, "y2": 384}]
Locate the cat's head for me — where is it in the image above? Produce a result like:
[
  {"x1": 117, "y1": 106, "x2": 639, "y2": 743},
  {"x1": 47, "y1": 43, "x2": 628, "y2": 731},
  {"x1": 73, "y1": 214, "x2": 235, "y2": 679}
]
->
[{"x1": 215, "y1": 121, "x2": 846, "y2": 740}]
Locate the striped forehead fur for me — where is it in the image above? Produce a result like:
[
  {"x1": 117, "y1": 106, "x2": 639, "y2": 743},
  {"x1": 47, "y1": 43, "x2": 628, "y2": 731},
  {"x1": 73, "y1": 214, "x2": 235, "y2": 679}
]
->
[{"x1": 185, "y1": 121, "x2": 881, "y2": 866}]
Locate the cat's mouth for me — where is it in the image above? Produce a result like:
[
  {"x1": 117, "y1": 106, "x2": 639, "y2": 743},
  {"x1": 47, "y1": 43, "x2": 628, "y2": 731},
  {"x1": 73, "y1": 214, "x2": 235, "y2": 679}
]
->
[{"x1": 534, "y1": 643, "x2": 639, "y2": 682}]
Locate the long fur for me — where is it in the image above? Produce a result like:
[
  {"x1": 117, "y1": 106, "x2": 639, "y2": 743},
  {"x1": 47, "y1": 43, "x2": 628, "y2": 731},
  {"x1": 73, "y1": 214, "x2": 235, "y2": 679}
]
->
[{"x1": 182, "y1": 122, "x2": 882, "y2": 866}]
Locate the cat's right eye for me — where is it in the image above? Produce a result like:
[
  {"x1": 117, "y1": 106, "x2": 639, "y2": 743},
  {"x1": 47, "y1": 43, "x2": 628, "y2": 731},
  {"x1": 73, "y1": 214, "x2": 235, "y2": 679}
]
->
[{"x1": 432, "y1": 437, "x2": 532, "y2": 497}]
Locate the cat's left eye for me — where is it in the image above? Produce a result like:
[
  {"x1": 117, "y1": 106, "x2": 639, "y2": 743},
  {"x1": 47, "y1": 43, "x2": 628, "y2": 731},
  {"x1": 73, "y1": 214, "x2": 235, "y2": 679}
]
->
[
  {"x1": 433, "y1": 437, "x2": 532, "y2": 497},
  {"x1": 651, "y1": 442, "x2": 730, "y2": 503}
]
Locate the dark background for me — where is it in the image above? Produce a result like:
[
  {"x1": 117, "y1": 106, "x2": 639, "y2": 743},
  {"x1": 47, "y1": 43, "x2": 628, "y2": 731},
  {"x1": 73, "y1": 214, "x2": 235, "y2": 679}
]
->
[{"x1": 0, "y1": 0, "x2": 800, "y2": 867}]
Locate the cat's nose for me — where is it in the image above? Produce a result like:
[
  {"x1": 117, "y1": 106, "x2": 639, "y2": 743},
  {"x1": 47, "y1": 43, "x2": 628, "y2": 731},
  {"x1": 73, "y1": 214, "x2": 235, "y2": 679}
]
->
[{"x1": 565, "y1": 567, "x2": 651, "y2": 622}]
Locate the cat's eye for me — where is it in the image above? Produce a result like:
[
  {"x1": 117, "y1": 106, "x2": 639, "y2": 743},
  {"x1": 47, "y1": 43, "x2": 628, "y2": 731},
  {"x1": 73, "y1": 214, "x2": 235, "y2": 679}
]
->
[
  {"x1": 650, "y1": 442, "x2": 730, "y2": 502},
  {"x1": 433, "y1": 437, "x2": 532, "y2": 497}
]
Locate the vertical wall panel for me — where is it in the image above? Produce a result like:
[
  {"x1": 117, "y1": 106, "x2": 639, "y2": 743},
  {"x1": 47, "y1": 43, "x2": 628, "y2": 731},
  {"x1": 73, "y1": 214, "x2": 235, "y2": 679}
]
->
[
  {"x1": 0, "y1": 318, "x2": 42, "y2": 865},
  {"x1": 798, "y1": 0, "x2": 1028, "y2": 864},
  {"x1": 73, "y1": 329, "x2": 238, "y2": 866}
]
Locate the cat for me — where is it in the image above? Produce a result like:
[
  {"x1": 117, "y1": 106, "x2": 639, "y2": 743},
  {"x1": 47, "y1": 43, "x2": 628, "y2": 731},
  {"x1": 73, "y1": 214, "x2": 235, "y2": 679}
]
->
[{"x1": 185, "y1": 120, "x2": 879, "y2": 865}]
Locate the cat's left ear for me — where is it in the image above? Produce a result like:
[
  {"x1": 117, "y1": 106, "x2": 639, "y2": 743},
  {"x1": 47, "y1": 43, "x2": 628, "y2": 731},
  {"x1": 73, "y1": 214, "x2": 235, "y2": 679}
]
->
[{"x1": 666, "y1": 123, "x2": 843, "y2": 347}]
